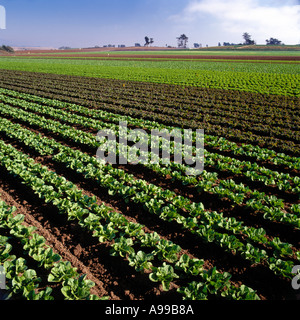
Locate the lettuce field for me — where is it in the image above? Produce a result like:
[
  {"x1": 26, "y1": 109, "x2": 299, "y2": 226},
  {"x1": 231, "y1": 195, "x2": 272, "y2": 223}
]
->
[{"x1": 0, "y1": 52, "x2": 299, "y2": 301}]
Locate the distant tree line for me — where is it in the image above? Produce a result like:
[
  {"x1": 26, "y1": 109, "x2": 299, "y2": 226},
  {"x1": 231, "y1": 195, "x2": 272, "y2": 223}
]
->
[
  {"x1": 223, "y1": 42, "x2": 242, "y2": 46},
  {"x1": 143, "y1": 34, "x2": 189, "y2": 48},
  {"x1": 0, "y1": 45, "x2": 14, "y2": 53},
  {"x1": 66, "y1": 32, "x2": 286, "y2": 50},
  {"x1": 221, "y1": 33, "x2": 284, "y2": 47},
  {"x1": 59, "y1": 46, "x2": 72, "y2": 50},
  {"x1": 266, "y1": 37, "x2": 283, "y2": 45}
]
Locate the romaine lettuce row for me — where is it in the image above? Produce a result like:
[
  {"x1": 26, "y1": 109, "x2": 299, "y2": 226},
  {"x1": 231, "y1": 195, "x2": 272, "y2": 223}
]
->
[
  {"x1": 0, "y1": 221, "x2": 53, "y2": 300},
  {"x1": 4, "y1": 144, "x2": 295, "y2": 283},
  {"x1": 0, "y1": 102, "x2": 297, "y2": 283},
  {"x1": 55, "y1": 146, "x2": 297, "y2": 262},
  {"x1": 0, "y1": 143, "x2": 261, "y2": 300},
  {"x1": 1, "y1": 81, "x2": 299, "y2": 164},
  {"x1": 1, "y1": 91, "x2": 298, "y2": 187},
  {"x1": 0, "y1": 102, "x2": 297, "y2": 231},
  {"x1": 3, "y1": 258, "x2": 42, "y2": 299},
  {"x1": 0, "y1": 118, "x2": 297, "y2": 269},
  {"x1": 0, "y1": 200, "x2": 102, "y2": 300}
]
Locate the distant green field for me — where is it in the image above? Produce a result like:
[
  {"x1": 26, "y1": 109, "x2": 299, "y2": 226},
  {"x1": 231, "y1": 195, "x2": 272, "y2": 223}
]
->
[
  {"x1": 2, "y1": 57, "x2": 299, "y2": 73},
  {"x1": 0, "y1": 57, "x2": 299, "y2": 96},
  {"x1": 32, "y1": 49, "x2": 300, "y2": 57}
]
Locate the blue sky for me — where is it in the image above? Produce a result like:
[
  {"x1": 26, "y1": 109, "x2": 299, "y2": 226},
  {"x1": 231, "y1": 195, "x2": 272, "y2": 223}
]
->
[{"x1": 0, "y1": 0, "x2": 299, "y2": 48}]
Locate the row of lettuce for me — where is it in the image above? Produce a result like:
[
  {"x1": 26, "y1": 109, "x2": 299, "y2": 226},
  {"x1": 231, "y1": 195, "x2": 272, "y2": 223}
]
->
[
  {"x1": 0, "y1": 111, "x2": 298, "y2": 281},
  {"x1": 0, "y1": 107, "x2": 299, "y2": 231},
  {"x1": 0, "y1": 86, "x2": 298, "y2": 170},
  {"x1": 0, "y1": 90, "x2": 298, "y2": 218},
  {"x1": 0, "y1": 200, "x2": 104, "y2": 300},
  {"x1": 0, "y1": 141, "x2": 260, "y2": 300},
  {"x1": 0, "y1": 88, "x2": 299, "y2": 182},
  {"x1": 0, "y1": 88, "x2": 298, "y2": 299},
  {"x1": 0, "y1": 90, "x2": 299, "y2": 229}
]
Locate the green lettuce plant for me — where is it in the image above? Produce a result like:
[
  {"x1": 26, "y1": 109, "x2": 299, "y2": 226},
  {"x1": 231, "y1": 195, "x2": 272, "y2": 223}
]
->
[{"x1": 149, "y1": 263, "x2": 179, "y2": 291}]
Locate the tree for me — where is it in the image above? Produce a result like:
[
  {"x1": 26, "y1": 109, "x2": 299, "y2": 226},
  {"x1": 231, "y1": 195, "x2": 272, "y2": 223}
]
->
[
  {"x1": 243, "y1": 32, "x2": 255, "y2": 45},
  {"x1": 144, "y1": 36, "x2": 154, "y2": 47},
  {"x1": 177, "y1": 34, "x2": 188, "y2": 48},
  {"x1": 144, "y1": 36, "x2": 150, "y2": 47},
  {"x1": 0, "y1": 45, "x2": 14, "y2": 53},
  {"x1": 266, "y1": 37, "x2": 283, "y2": 45}
]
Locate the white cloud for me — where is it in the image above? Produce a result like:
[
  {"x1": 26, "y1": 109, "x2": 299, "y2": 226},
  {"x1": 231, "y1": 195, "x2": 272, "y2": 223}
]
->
[{"x1": 171, "y1": 0, "x2": 300, "y2": 44}]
